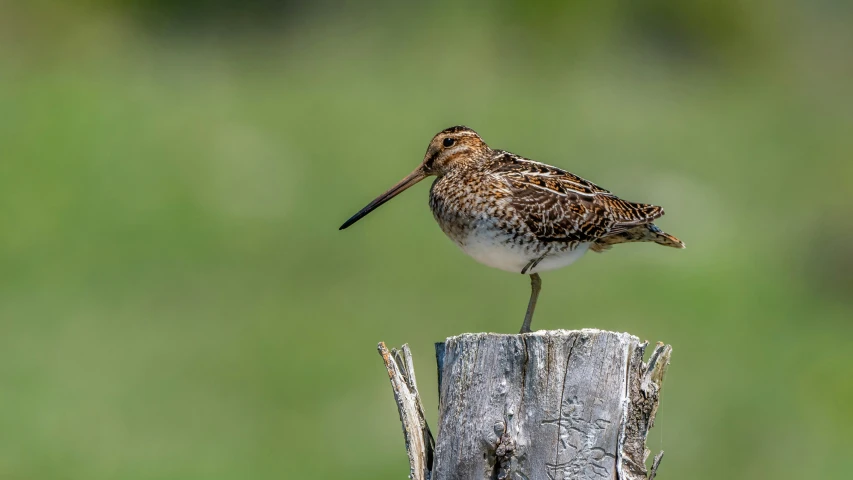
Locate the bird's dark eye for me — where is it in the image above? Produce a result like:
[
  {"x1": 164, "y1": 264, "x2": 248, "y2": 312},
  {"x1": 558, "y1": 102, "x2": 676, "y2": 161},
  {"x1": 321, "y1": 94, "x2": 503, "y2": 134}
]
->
[{"x1": 442, "y1": 137, "x2": 455, "y2": 148}]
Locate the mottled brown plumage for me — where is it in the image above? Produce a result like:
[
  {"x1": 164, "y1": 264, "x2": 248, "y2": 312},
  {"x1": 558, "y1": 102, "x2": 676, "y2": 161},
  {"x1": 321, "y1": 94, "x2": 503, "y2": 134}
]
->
[{"x1": 340, "y1": 126, "x2": 684, "y2": 333}]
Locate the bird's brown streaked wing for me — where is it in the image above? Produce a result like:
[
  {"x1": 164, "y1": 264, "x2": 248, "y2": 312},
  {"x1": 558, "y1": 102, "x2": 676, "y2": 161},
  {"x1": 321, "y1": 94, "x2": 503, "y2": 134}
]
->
[
  {"x1": 493, "y1": 152, "x2": 665, "y2": 243},
  {"x1": 503, "y1": 174, "x2": 614, "y2": 244},
  {"x1": 491, "y1": 151, "x2": 614, "y2": 197},
  {"x1": 598, "y1": 196, "x2": 665, "y2": 225}
]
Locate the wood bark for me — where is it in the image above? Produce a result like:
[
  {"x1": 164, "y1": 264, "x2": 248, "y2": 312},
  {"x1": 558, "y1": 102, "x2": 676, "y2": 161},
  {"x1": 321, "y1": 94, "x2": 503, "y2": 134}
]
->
[{"x1": 378, "y1": 329, "x2": 671, "y2": 480}]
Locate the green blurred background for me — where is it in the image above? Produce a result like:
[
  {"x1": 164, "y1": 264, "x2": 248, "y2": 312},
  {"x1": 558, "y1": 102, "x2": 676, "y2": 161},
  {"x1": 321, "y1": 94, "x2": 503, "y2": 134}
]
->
[{"x1": 2, "y1": 1, "x2": 852, "y2": 478}]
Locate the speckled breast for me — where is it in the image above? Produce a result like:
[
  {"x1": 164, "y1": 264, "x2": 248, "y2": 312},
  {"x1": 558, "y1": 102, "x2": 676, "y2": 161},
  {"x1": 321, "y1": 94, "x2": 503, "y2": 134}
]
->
[{"x1": 428, "y1": 175, "x2": 589, "y2": 274}]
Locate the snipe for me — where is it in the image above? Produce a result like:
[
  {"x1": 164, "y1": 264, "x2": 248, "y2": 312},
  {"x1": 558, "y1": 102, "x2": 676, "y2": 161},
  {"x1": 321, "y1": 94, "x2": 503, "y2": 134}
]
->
[{"x1": 340, "y1": 126, "x2": 684, "y2": 333}]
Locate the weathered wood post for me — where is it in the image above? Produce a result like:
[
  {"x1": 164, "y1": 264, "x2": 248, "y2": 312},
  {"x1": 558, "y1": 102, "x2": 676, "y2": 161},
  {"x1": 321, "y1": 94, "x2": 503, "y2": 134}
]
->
[{"x1": 378, "y1": 329, "x2": 670, "y2": 480}]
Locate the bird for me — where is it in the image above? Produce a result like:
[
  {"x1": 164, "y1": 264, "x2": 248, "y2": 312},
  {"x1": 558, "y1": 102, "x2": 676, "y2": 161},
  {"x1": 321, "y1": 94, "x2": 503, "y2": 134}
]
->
[{"x1": 339, "y1": 126, "x2": 684, "y2": 333}]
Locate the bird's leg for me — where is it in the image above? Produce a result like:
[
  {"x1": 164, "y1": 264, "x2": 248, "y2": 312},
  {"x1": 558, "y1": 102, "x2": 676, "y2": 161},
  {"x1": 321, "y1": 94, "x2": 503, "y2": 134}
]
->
[
  {"x1": 520, "y1": 254, "x2": 545, "y2": 275},
  {"x1": 519, "y1": 273, "x2": 542, "y2": 334}
]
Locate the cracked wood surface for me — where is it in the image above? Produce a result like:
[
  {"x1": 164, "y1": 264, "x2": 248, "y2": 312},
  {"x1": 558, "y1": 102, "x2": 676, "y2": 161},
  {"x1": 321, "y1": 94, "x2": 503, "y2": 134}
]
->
[
  {"x1": 377, "y1": 343, "x2": 435, "y2": 480},
  {"x1": 380, "y1": 330, "x2": 670, "y2": 480}
]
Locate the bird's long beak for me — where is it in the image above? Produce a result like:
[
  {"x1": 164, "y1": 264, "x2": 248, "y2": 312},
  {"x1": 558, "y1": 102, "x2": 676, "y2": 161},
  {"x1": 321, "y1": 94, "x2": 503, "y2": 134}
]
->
[{"x1": 339, "y1": 167, "x2": 428, "y2": 230}]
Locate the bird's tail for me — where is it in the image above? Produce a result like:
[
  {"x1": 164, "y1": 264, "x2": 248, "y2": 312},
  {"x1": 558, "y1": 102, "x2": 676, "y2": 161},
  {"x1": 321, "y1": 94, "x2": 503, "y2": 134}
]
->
[
  {"x1": 591, "y1": 223, "x2": 685, "y2": 252},
  {"x1": 648, "y1": 224, "x2": 685, "y2": 248}
]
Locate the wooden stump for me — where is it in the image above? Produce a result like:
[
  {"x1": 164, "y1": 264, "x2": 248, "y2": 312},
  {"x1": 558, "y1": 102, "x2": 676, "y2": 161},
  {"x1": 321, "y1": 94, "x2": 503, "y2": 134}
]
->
[{"x1": 378, "y1": 329, "x2": 670, "y2": 480}]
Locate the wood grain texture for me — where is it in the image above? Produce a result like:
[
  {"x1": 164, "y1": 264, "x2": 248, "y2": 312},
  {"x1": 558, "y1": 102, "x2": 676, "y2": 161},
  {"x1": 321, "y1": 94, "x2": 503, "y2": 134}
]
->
[
  {"x1": 377, "y1": 343, "x2": 434, "y2": 480},
  {"x1": 379, "y1": 330, "x2": 671, "y2": 480}
]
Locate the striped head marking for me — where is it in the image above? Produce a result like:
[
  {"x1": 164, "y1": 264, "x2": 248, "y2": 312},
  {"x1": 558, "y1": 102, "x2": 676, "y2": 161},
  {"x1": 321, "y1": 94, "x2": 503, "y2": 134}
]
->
[
  {"x1": 339, "y1": 126, "x2": 488, "y2": 230},
  {"x1": 422, "y1": 126, "x2": 490, "y2": 175}
]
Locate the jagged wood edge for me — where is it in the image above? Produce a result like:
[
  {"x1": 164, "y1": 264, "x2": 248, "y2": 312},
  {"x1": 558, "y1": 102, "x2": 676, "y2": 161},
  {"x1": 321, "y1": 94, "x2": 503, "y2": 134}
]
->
[
  {"x1": 393, "y1": 344, "x2": 436, "y2": 470},
  {"x1": 618, "y1": 341, "x2": 672, "y2": 479},
  {"x1": 378, "y1": 342, "x2": 435, "y2": 480}
]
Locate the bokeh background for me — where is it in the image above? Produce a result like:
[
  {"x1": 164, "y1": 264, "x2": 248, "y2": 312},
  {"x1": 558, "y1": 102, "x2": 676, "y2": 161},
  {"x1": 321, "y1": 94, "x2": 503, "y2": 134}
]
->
[{"x1": 2, "y1": 1, "x2": 852, "y2": 478}]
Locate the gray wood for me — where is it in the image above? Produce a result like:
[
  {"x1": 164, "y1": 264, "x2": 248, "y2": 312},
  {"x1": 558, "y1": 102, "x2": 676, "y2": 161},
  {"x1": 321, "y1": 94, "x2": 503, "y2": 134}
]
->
[
  {"x1": 378, "y1": 329, "x2": 671, "y2": 480},
  {"x1": 377, "y1": 342, "x2": 434, "y2": 480}
]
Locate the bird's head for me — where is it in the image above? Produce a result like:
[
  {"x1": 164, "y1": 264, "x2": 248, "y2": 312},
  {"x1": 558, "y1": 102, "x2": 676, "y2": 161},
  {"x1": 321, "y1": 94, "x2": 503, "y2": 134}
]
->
[
  {"x1": 421, "y1": 126, "x2": 490, "y2": 176},
  {"x1": 339, "y1": 125, "x2": 489, "y2": 230}
]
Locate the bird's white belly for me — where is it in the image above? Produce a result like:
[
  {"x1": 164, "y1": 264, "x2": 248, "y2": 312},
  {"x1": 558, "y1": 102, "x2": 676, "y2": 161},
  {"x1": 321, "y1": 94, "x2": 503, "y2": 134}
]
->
[{"x1": 458, "y1": 230, "x2": 590, "y2": 274}]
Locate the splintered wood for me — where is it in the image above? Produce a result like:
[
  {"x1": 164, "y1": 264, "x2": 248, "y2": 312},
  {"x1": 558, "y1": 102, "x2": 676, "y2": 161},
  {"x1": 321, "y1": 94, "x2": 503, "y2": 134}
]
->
[
  {"x1": 377, "y1": 343, "x2": 435, "y2": 480},
  {"x1": 378, "y1": 330, "x2": 671, "y2": 480}
]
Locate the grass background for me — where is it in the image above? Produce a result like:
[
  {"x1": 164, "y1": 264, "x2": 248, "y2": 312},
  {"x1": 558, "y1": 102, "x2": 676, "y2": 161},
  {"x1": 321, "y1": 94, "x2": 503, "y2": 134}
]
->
[{"x1": 1, "y1": 1, "x2": 852, "y2": 478}]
